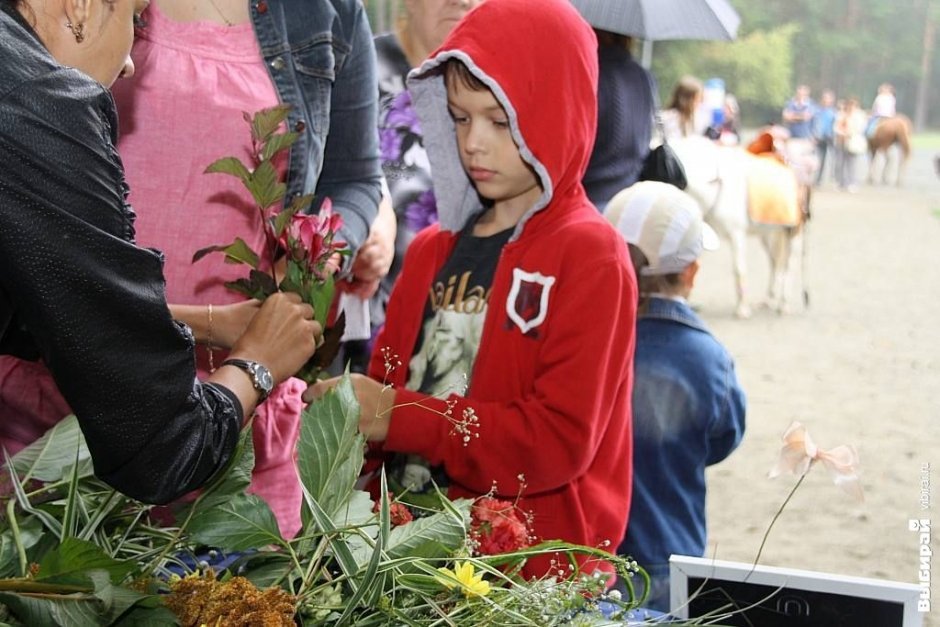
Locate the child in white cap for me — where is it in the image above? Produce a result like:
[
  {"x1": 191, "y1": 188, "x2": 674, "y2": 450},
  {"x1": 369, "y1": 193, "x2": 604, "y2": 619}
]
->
[{"x1": 604, "y1": 181, "x2": 747, "y2": 612}]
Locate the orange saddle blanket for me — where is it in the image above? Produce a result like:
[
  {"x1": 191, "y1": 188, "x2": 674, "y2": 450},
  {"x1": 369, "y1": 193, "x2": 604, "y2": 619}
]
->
[{"x1": 745, "y1": 153, "x2": 802, "y2": 226}]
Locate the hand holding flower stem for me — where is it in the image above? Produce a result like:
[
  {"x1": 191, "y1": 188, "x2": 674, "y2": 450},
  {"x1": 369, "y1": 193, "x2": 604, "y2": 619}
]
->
[{"x1": 193, "y1": 105, "x2": 349, "y2": 383}]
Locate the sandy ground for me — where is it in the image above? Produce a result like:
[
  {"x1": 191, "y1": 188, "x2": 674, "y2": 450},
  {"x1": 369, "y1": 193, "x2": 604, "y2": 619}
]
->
[{"x1": 687, "y1": 144, "x2": 939, "y2": 624}]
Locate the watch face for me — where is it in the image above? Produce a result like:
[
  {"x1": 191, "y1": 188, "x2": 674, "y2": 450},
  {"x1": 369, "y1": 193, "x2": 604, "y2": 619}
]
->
[{"x1": 255, "y1": 365, "x2": 274, "y2": 392}]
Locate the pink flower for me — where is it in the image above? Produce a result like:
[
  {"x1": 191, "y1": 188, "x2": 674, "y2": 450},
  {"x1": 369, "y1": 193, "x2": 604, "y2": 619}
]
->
[
  {"x1": 769, "y1": 421, "x2": 863, "y2": 501},
  {"x1": 277, "y1": 199, "x2": 346, "y2": 272}
]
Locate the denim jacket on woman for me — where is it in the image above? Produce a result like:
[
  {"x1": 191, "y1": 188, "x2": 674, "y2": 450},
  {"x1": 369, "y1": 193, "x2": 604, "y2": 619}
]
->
[{"x1": 251, "y1": 0, "x2": 382, "y2": 256}]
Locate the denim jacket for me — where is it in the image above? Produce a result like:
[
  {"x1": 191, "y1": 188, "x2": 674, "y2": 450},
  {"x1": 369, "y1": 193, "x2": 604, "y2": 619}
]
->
[
  {"x1": 619, "y1": 297, "x2": 746, "y2": 575},
  {"x1": 251, "y1": 0, "x2": 382, "y2": 258}
]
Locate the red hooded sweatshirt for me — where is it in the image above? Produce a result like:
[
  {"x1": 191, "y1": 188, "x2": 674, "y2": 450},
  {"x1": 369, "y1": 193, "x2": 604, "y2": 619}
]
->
[{"x1": 368, "y1": 0, "x2": 637, "y2": 578}]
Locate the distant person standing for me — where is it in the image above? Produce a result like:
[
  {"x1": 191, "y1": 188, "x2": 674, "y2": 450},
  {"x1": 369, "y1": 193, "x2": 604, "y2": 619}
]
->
[
  {"x1": 661, "y1": 75, "x2": 708, "y2": 142},
  {"x1": 835, "y1": 97, "x2": 867, "y2": 193},
  {"x1": 718, "y1": 93, "x2": 740, "y2": 145},
  {"x1": 782, "y1": 84, "x2": 815, "y2": 139},
  {"x1": 582, "y1": 30, "x2": 655, "y2": 212},
  {"x1": 811, "y1": 89, "x2": 837, "y2": 185}
]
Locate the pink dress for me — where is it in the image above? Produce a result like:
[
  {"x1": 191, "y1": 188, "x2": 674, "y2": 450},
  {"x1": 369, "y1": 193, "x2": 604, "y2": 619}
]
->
[{"x1": 0, "y1": 3, "x2": 305, "y2": 537}]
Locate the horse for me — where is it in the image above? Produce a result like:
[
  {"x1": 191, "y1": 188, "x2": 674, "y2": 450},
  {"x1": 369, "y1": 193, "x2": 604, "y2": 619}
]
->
[
  {"x1": 669, "y1": 135, "x2": 812, "y2": 318},
  {"x1": 867, "y1": 114, "x2": 912, "y2": 186}
]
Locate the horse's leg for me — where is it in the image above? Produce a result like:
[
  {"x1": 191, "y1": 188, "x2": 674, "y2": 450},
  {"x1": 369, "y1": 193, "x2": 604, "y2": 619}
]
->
[
  {"x1": 777, "y1": 225, "x2": 803, "y2": 314},
  {"x1": 897, "y1": 136, "x2": 911, "y2": 187},
  {"x1": 759, "y1": 228, "x2": 790, "y2": 314},
  {"x1": 729, "y1": 228, "x2": 751, "y2": 318},
  {"x1": 882, "y1": 146, "x2": 892, "y2": 185}
]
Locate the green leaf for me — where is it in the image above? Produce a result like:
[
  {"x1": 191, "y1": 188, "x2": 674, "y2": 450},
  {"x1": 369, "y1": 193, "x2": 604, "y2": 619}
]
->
[
  {"x1": 272, "y1": 194, "x2": 314, "y2": 238},
  {"x1": 0, "y1": 510, "x2": 43, "y2": 578},
  {"x1": 334, "y1": 514, "x2": 384, "y2": 626},
  {"x1": 0, "y1": 534, "x2": 16, "y2": 579},
  {"x1": 0, "y1": 570, "x2": 163, "y2": 627},
  {"x1": 295, "y1": 310, "x2": 344, "y2": 384},
  {"x1": 204, "y1": 156, "x2": 252, "y2": 185},
  {"x1": 224, "y1": 269, "x2": 278, "y2": 302},
  {"x1": 322, "y1": 489, "x2": 378, "y2": 567},
  {"x1": 296, "y1": 375, "x2": 364, "y2": 519},
  {"x1": 191, "y1": 238, "x2": 260, "y2": 269},
  {"x1": 300, "y1": 493, "x2": 360, "y2": 587},
  {"x1": 4, "y1": 450, "x2": 62, "y2": 540},
  {"x1": 0, "y1": 589, "x2": 74, "y2": 626},
  {"x1": 383, "y1": 499, "x2": 470, "y2": 566},
  {"x1": 394, "y1": 572, "x2": 446, "y2": 595},
  {"x1": 36, "y1": 537, "x2": 135, "y2": 585},
  {"x1": 62, "y1": 449, "x2": 82, "y2": 540},
  {"x1": 112, "y1": 602, "x2": 179, "y2": 627},
  {"x1": 250, "y1": 105, "x2": 293, "y2": 143},
  {"x1": 235, "y1": 552, "x2": 294, "y2": 589},
  {"x1": 245, "y1": 160, "x2": 286, "y2": 210},
  {"x1": 307, "y1": 273, "x2": 335, "y2": 327},
  {"x1": 260, "y1": 131, "x2": 299, "y2": 162},
  {"x1": 187, "y1": 493, "x2": 282, "y2": 552},
  {"x1": 8, "y1": 416, "x2": 93, "y2": 484}
]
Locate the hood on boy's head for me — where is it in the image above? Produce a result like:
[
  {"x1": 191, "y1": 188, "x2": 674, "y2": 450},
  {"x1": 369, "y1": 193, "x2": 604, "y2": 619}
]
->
[{"x1": 407, "y1": 0, "x2": 598, "y2": 233}]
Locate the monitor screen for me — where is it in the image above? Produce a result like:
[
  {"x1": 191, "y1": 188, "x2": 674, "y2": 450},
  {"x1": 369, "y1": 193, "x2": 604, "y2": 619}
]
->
[{"x1": 669, "y1": 555, "x2": 924, "y2": 627}]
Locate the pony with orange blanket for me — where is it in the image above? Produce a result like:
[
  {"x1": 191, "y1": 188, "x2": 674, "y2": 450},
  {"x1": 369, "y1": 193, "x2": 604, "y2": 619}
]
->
[{"x1": 669, "y1": 132, "x2": 812, "y2": 318}]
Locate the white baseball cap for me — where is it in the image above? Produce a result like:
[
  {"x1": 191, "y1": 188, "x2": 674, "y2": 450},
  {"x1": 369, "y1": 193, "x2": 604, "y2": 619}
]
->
[{"x1": 604, "y1": 181, "x2": 719, "y2": 276}]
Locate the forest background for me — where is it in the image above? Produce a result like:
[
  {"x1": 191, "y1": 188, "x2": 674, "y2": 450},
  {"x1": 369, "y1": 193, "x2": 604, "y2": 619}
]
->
[{"x1": 365, "y1": 0, "x2": 940, "y2": 131}]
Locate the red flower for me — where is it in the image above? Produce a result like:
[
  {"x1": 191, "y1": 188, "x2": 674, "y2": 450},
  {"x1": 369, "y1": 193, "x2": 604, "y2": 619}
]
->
[
  {"x1": 469, "y1": 497, "x2": 530, "y2": 555},
  {"x1": 373, "y1": 492, "x2": 413, "y2": 527}
]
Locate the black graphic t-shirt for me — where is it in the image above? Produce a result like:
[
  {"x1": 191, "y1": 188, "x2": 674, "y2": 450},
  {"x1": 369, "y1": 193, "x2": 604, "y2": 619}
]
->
[
  {"x1": 407, "y1": 218, "x2": 512, "y2": 396},
  {"x1": 390, "y1": 216, "x2": 513, "y2": 504}
]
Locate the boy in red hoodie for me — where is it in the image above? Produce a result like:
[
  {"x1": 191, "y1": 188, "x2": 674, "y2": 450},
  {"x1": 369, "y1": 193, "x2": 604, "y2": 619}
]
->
[{"x1": 307, "y1": 0, "x2": 637, "y2": 579}]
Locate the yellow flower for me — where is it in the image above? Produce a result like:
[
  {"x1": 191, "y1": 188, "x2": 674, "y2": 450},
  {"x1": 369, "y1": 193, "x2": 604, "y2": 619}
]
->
[{"x1": 435, "y1": 561, "x2": 491, "y2": 598}]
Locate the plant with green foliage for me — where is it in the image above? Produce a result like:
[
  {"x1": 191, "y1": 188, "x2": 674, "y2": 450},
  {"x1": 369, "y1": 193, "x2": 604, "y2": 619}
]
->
[
  {"x1": 192, "y1": 105, "x2": 348, "y2": 381},
  {"x1": 0, "y1": 377, "x2": 655, "y2": 626}
]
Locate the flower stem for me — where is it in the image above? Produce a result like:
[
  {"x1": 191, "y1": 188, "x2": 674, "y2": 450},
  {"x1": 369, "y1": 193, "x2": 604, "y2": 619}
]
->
[{"x1": 746, "y1": 469, "x2": 809, "y2": 581}]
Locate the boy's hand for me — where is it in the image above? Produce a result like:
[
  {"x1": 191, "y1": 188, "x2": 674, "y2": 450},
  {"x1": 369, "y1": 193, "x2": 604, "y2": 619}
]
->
[{"x1": 304, "y1": 373, "x2": 395, "y2": 441}]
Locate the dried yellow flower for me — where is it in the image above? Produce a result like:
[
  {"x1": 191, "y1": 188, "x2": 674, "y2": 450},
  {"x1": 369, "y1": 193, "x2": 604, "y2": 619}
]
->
[{"x1": 165, "y1": 572, "x2": 295, "y2": 626}]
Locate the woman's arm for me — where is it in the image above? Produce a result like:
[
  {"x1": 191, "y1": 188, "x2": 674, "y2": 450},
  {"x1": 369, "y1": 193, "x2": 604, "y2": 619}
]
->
[
  {"x1": 169, "y1": 300, "x2": 260, "y2": 348},
  {"x1": 312, "y1": 1, "x2": 383, "y2": 262}
]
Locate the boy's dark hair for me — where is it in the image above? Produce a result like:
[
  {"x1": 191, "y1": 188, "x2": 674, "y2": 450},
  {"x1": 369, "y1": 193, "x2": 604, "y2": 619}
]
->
[
  {"x1": 444, "y1": 58, "x2": 488, "y2": 92},
  {"x1": 628, "y1": 244, "x2": 683, "y2": 313}
]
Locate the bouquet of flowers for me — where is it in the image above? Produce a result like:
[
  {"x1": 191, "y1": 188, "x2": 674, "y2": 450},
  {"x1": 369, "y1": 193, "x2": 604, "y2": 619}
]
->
[
  {"x1": 0, "y1": 379, "x2": 648, "y2": 626},
  {"x1": 192, "y1": 105, "x2": 347, "y2": 382}
]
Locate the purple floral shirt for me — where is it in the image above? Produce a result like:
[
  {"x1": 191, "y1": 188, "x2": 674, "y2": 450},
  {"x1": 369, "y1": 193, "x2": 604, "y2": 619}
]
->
[{"x1": 372, "y1": 33, "x2": 439, "y2": 327}]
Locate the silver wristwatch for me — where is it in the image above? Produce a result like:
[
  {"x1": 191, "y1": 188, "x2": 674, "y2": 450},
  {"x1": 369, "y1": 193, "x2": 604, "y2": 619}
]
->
[{"x1": 222, "y1": 359, "x2": 274, "y2": 403}]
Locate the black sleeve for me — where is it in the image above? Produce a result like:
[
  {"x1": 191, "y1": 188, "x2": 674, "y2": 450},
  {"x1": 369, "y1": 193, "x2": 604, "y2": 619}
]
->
[{"x1": 0, "y1": 67, "x2": 241, "y2": 504}]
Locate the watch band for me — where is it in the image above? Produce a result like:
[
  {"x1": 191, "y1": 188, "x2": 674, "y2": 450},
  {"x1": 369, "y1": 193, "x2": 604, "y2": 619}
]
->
[{"x1": 221, "y1": 358, "x2": 273, "y2": 403}]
